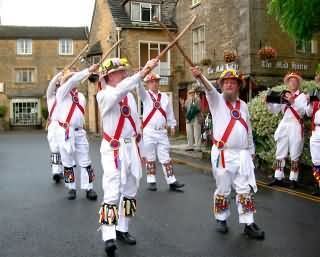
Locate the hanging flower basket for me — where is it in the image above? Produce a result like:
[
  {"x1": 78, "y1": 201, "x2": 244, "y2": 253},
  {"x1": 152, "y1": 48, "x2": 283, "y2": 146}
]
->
[
  {"x1": 258, "y1": 46, "x2": 277, "y2": 60},
  {"x1": 224, "y1": 51, "x2": 237, "y2": 63}
]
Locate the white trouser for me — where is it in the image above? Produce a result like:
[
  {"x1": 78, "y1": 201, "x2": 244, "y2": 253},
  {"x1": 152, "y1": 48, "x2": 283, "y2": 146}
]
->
[
  {"x1": 274, "y1": 121, "x2": 304, "y2": 181},
  {"x1": 143, "y1": 128, "x2": 176, "y2": 184},
  {"x1": 186, "y1": 117, "x2": 201, "y2": 149},
  {"x1": 211, "y1": 147, "x2": 257, "y2": 224},
  {"x1": 100, "y1": 138, "x2": 141, "y2": 242},
  {"x1": 310, "y1": 128, "x2": 320, "y2": 166},
  {"x1": 57, "y1": 127, "x2": 93, "y2": 190},
  {"x1": 47, "y1": 122, "x2": 63, "y2": 175}
]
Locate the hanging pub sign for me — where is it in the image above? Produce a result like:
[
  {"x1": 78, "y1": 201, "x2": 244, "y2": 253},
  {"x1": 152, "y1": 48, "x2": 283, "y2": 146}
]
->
[{"x1": 261, "y1": 60, "x2": 309, "y2": 71}]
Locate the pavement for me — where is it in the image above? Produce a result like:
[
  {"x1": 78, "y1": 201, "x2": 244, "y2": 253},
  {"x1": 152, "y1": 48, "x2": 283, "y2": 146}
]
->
[{"x1": 0, "y1": 131, "x2": 320, "y2": 257}]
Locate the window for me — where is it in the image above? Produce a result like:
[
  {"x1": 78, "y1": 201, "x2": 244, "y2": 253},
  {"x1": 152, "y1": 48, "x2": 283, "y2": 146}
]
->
[
  {"x1": 131, "y1": 2, "x2": 160, "y2": 22},
  {"x1": 296, "y1": 40, "x2": 311, "y2": 54},
  {"x1": 139, "y1": 41, "x2": 170, "y2": 83},
  {"x1": 15, "y1": 69, "x2": 35, "y2": 83},
  {"x1": 192, "y1": 25, "x2": 205, "y2": 63},
  {"x1": 192, "y1": 0, "x2": 201, "y2": 6},
  {"x1": 11, "y1": 98, "x2": 40, "y2": 126},
  {"x1": 59, "y1": 39, "x2": 73, "y2": 55},
  {"x1": 16, "y1": 39, "x2": 32, "y2": 55}
]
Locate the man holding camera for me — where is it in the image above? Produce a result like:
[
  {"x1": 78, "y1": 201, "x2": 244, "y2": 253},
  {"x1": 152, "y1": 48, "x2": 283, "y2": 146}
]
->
[{"x1": 267, "y1": 72, "x2": 308, "y2": 189}]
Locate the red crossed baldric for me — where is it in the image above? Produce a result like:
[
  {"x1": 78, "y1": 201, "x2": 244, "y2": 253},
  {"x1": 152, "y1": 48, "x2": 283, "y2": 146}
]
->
[
  {"x1": 58, "y1": 90, "x2": 85, "y2": 140},
  {"x1": 103, "y1": 96, "x2": 141, "y2": 168},
  {"x1": 212, "y1": 100, "x2": 248, "y2": 168},
  {"x1": 312, "y1": 101, "x2": 320, "y2": 130},
  {"x1": 47, "y1": 99, "x2": 57, "y2": 125},
  {"x1": 142, "y1": 92, "x2": 167, "y2": 128},
  {"x1": 283, "y1": 93, "x2": 304, "y2": 137}
]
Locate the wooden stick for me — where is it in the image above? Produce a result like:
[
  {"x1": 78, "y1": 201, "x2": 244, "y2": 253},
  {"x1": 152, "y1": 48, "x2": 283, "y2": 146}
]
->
[
  {"x1": 153, "y1": 16, "x2": 213, "y2": 91},
  {"x1": 98, "y1": 39, "x2": 123, "y2": 66},
  {"x1": 64, "y1": 44, "x2": 89, "y2": 71},
  {"x1": 81, "y1": 39, "x2": 123, "y2": 83},
  {"x1": 143, "y1": 16, "x2": 197, "y2": 77}
]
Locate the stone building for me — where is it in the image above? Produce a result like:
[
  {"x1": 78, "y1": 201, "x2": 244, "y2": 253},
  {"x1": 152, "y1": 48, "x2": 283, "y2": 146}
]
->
[
  {"x1": 0, "y1": 25, "x2": 88, "y2": 128},
  {"x1": 173, "y1": 0, "x2": 320, "y2": 131},
  {"x1": 86, "y1": 0, "x2": 178, "y2": 133}
]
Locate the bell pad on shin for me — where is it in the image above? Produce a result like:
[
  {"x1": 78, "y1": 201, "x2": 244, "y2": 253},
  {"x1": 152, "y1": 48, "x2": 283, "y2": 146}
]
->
[
  {"x1": 123, "y1": 197, "x2": 137, "y2": 217},
  {"x1": 214, "y1": 194, "x2": 229, "y2": 214},
  {"x1": 146, "y1": 161, "x2": 156, "y2": 176},
  {"x1": 86, "y1": 165, "x2": 95, "y2": 183},
  {"x1": 163, "y1": 161, "x2": 174, "y2": 177},
  {"x1": 64, "y1": 167, "x2": 75, "y2": 183},
  {"x1": 237, "y1": 194, "x2": 256, "y2": 214},
  {"x1": 99, "y1": 203, "x2": 119, "y2": 225},
  {"x1": 51, "y1": 153, "x2": 61, "y2": 165}
]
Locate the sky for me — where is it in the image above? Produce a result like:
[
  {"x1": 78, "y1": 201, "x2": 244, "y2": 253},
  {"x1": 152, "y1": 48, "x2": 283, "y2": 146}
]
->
[{"x1": 0, "y1": 0, "x2": 95, "y2": 28}]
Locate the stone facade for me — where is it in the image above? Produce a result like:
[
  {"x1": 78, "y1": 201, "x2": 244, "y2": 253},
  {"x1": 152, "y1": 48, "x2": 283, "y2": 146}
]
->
[{"x1": 0, "y1": 26, "x2": 88, "y2": 128}]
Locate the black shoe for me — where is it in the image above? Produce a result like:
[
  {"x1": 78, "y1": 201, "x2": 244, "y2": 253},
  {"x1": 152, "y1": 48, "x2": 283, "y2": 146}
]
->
[
  {"x1": 169, "y1": 181, "x2": 185, "y2": 191},
  {"x1": 268, "y1": 178, "x2": 284, "y2": 187},
  {"x1": 216, "y1": 220, "x2": 228, "y2": 234},
  {"x1": 104, "y1": 239, "x2": 117, "y2": 257},
  {"x1": 244, "y1": 223, "x2": 265, "y2": 240},
  {"x1": 116, "y1": 231, "x2": 136, "y2": 245},
  {"x1": 185, "y1": 148, "x2": 194, "y2": 152},
  {"x1": 289, "y1": 180, "x2": 298, "y2": 189},
  {"x1": 67, "y1": 189, "x2": 76, "y2": 200},
  {"x1": 86, "y1": 189, "x2": 98, "y2": 201},
  {"x1": 147, "y1": 183, "x2": 157, "y2": 191},
  {"x1": 52, "y1": 174, "x2": 61, "y2": 184}
]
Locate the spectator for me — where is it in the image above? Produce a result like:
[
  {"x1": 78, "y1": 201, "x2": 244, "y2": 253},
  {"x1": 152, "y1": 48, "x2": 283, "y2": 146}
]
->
[{"x1": 180, "y1": 88, "x2": 202, "y2": 151}]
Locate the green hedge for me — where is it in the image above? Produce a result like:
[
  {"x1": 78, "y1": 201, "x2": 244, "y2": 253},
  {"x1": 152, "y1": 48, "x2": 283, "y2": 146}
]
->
[{"x1": 248, "y1": 80, "x2": 319, "y2": 172}]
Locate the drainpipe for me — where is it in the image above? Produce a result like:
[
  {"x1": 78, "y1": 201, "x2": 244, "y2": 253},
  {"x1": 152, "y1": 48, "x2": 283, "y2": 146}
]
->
[{"x1": 116, "y1": 27, "x2": 122, "y2": 57}]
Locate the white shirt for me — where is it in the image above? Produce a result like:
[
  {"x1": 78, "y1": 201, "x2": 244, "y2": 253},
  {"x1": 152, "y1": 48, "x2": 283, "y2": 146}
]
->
[
  {"x1": 96, "y1": 73, "x2": 142, "y2": 139},
  {"x1": 46, "y1": 71, "x2": 62, "y2": 117},
  {"x1": 200, "y1": 76, "x2": 255, "y2": 154},
  {"x1": 138, "y1": 84, "x2": 176, "y2": 129},
  {"x1": 267, "y1": 90, "x2": 307, "y2": 124},
  {"x1": 306, "y1": 101, "x2": 320, "y2": 125},
  {"x1": 53, "y1": 68, "x2": 89, "y2": 128}
]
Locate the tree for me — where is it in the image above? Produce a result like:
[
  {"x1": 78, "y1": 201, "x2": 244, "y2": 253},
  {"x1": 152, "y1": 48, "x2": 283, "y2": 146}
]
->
[{"x1": 268, "y1": 0, "x2": 320, "y2": 40}]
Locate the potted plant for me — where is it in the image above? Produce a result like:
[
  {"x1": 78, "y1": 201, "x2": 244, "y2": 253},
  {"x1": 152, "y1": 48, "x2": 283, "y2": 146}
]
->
[
  {"x1": 257, "y1": 46, "x2": 277, "y2": 60},
  {"x1": 224, "y1": 51, "x2": 237, "y2": 63}
]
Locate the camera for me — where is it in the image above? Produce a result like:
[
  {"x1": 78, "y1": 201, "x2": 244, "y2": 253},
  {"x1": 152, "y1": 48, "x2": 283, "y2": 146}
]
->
[{"x1": 266, "y1": 89, "x2": 291, "y2": 104}]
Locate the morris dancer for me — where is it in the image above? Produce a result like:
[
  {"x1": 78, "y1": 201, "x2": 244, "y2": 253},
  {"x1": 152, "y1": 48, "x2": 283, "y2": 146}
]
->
[
  {"x1": 267, "y1": 72, "x2": 307, "y2": 189},
  {"x1": 190, "y1": 67, "x2": 265, "y2": 240},
  {"x1": 138, "y1": 72, "x2": 184, "y2": 192},
  {"x1": 54, "y1": 65, "x2": 99, "y2": 200},
  {"x1": 46, "y1": 71, "x2": 63, "y2": 183},
  {"x1": 96, "y1": 58, "x2": 158, "y2": 257}
]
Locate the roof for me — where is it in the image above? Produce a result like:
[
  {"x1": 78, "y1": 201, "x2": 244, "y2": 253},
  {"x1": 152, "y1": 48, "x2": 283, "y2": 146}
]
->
[
  {"x1": 0, "y1": 26, "x2": 89, "y2": 39},
  {"x1": 107, "y1": 0, "x2": 177, "y2": 29}
]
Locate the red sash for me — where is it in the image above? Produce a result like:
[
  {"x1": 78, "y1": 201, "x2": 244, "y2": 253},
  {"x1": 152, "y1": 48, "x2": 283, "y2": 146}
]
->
[
  {"x1": 212, "y1": 100, "x2": 248, "y2": 168},
  {"x1": 312, "y1": 101, "x2": 320, "y2": 130},
  {"x1": 103, "y1": 96, "x2": 141, "y2": 168},
  {"x1": 58, "y1": 90, "x2": 85, "y2": 140},
  {"x1": 283, "y1": 93, "x2": 304, "y2": 137},
  {"x1": 142, "y1": 92, "x2": 167, "y2": 128}
]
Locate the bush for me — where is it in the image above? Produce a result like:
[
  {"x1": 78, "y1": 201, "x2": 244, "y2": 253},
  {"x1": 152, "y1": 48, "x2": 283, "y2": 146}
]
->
[
  {"x1": 0, "y1": 105, "x2": 7, "y2": 118},
  {"x1": 42, "y1": 107, "x2": 48, "y2": 120},
  {"x1": 248, "y1": 80, "x2": 318, "y2": 172}
]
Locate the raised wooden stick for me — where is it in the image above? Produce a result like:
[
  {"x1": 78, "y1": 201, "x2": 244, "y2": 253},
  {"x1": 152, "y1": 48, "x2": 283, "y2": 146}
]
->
[
  {"x1": 153, "y1": 16, "x2": 213, "y2": 91},
  {"x1": 98, "y1": 39, "x2": 123, "y2": 66},
  {"x1": 64, "y1": 44, "x2": 89, "y2": 71},
  {"x1": 143, "y1": 15, "x2": 197, "y2": 77}
]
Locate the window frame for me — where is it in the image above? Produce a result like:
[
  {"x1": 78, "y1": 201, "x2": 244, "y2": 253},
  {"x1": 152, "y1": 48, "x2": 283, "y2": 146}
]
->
[
  {"x1": 59, "y1": 39, "x2": 74, "y2": 56},
  {"x1": 131, "y1": 1, "x2": 161, "y2": 22},
  {"x1": 191, "y1": 0, "x2": 201, "y2": 7},
  {"x1": 16, "y1": 39, "x2": 32, "y2": 55},
  {"x1": 192, "y1": 25, "x2": 206, "y2": 64},
  {"x1": 15, "y1": 68, "x2": 36, "y2": 84}
]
